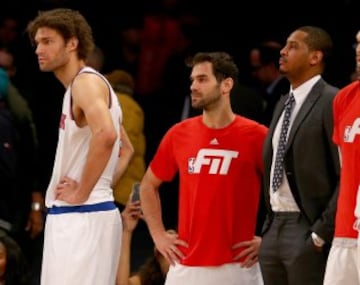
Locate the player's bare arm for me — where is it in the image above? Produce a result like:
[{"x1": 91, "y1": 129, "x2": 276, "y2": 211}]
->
[
  {"x1": 140, "y1": 169, "x2": 188, "y2": 265},
  {"x1": 112, "y1": 125, "x2": 134, "y2": 187},
  {"x1": 55, "y1": 73, "x2": 117, "y2": 204}
]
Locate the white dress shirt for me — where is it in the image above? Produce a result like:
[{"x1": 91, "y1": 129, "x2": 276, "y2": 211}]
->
[{"x1": 270, "y1": 75, "x2": 321, "y2": 212}]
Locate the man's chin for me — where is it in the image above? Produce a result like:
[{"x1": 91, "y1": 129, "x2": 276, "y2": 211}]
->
[
  {"x1": 191, "y1": 103, "x2": 202, "y2": 110},
  {"x1": 39, "y1": 66, "x2": 52, "y2": 72}
]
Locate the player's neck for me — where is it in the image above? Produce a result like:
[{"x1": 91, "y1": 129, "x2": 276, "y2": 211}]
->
[
  {"x1": 202, "y1": 109, "x2": 235, "y2": 129},
  {"x1": 55, "y1": 59, "x2": 86, "y2": 88}
]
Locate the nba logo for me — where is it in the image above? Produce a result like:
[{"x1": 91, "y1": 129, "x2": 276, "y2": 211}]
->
[
  {"x1": 188, "y1": 157, "x2": 195, "y2": 173},
  {"x1": 344, "y1": 126, "x2": 351, "y2": 142}
]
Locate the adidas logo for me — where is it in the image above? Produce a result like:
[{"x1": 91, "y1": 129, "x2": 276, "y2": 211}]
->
[{"x1": 210, "y1": 138, "x2": 219, "y2": 145}]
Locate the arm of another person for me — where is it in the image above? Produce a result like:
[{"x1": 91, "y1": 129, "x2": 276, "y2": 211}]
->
[
  {"x1": 112, "y1": 125, "x2": 134, "y2": 187},
  {"x1": 13, "y1": 98, "x2": 44, "y2": 238},
  {"x1": 140, "y1": 168, "x2": 186, "y2": 265},
  {"x1": 116, "y1": 198, "x2": 142, "y2": 285},
  {"x1": 26, "y1": 191, "x2": 45, "y2": 239},
  {"x1": 55, "y1": 73, "x2": 118, "y2": 204}
]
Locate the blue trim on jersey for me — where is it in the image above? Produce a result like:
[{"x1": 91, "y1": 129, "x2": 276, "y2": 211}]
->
[{"x1": 48, "y1": 201, "x2": 116, "y2": 214}]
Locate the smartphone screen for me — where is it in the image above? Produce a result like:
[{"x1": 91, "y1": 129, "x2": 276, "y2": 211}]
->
[{"x1": 131, "y1": 182, "x2": 140, "y2": 202}]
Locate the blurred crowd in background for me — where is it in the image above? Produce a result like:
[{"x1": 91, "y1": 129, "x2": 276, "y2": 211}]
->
[{"x1": 0, "y1": 0, "x2": 359, "y2": 284}]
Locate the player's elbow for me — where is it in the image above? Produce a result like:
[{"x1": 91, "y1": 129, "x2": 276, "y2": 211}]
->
[{"x1": 100, "y1": 127, "x2": 118, "y2": 148}]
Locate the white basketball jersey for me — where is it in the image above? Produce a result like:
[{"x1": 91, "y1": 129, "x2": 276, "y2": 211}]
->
[{"x1": 45, "y1": 67, "x2": 122, "y2": 207}]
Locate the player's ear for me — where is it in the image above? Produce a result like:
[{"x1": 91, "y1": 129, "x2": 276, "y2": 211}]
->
[
  {"x1": 221, "y1": 77, "x2": 233, "y2": 94},
  {"x1": 67, "y1": 36, "x2": 79, "y2": 52}
]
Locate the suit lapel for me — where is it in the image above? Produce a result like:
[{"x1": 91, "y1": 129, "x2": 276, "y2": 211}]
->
[
  {"x1": 285, "y1": 79, "x2": 325, "y2": 149},
  {"x1": 264, "y1": 92, "x2": 288, "y2": 180},
  {"x1": 268, "y1": 93, "x2": 288, "y2": 139}
]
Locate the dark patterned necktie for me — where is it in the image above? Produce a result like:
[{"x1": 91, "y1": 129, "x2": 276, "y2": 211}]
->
[{"x1": 272, "y1": 93, "x2": 295, "y2": 192}]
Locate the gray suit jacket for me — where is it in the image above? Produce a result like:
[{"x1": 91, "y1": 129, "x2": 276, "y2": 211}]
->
[{"x1": 262, "y1": 78, "x2": 340, "y2": 244}]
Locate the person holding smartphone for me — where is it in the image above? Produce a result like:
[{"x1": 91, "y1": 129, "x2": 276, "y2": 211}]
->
[{"x1": 116, "y1": 194, "x2": 176, "y2": 285}]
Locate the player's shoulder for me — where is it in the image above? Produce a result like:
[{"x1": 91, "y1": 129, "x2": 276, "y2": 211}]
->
[
  {"x1": 75, "y1": 66, "x2": 104, "y2": 81},
  {"x1": 334, "y1": 81, "x2": 360, "y2": 107},
  {"x1": 72, "y1": 66, "x2": 110, "y2": 91},
  {"x1": 337, "y1": 81, "x2": 359, "y2": 97},
  {"x1": 172, "y1": 115, "x2": 202, "y2": 129},
  {"x1": 233, "y1": 115, "x2": 268, "y2": 133}
]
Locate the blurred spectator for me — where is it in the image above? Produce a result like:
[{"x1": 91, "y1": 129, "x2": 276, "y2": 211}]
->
[
  {"x1": 0, "y1": 15, "x2": 20, "y2": 49},
  {"x1": 0, "y1": 233, "x2": 31, "y2": 285},
  {"x1": 117, "y1": 196, "x2": 176, "y2": 285},
  {"x1": 230, "y1": 81, "x2": 267, "y2": 124},
  {"x1": 85, "y1": 45, "x2": 105, "y2": 72},
  {"x1": 249, "y1": 41, "x2": 290, "y2": 126},
  {"x1": 152, "y1": 13, "x2": 202, "y2": 159},
  {"x1": 136, "y1": 0, "x2": 189, "y2": 97},
  {"x1": 105, "y1": 70, "x2": 146, "y2": 210},
  {"x1": 0, "y1": 66, "x2": 43, "y2": 285},
  {"x1": 0, "y1": 13, "x2": 33, "y2": 92},
  {"x1": 0, "y1": 48, "x2": 38, "y2": 152},
  {"x1": 102, "y1": 23, "x2": 142, "y2": 78}
]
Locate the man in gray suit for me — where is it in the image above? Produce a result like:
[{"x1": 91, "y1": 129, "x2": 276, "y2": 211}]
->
[{"x1": 258, "y1": 26, "x2": 340, "y2": 285}]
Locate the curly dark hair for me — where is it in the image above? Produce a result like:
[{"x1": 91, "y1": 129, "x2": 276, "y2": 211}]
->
[{"x1": 26, "y1": 8, "x2": 94, "y2": 60}]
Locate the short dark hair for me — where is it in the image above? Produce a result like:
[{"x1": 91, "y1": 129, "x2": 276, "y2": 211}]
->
[
  {"x1": 297, "y1": 26, "x2": 333, "y2": 63},
  {"x1": 187, "y1": 52, "x2": 239, "y2": 83},
  {"x1": 26, "y1": 8, "x2": 94, "y2": 60}
]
